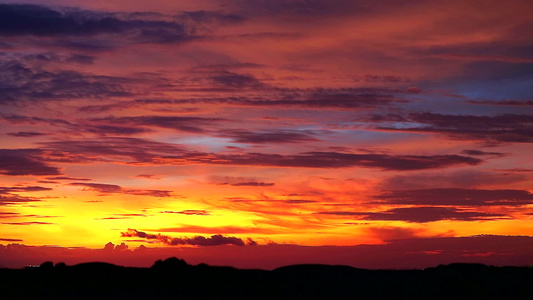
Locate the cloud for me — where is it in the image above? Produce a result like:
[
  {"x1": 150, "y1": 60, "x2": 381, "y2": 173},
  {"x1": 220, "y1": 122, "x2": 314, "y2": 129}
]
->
[
  {"x1": 92, "y1": 115, "x2": 224, "y2": 133},
  {"x1": 82, "y1": 124, "x2": 151, "y2": 136},
  {"x1": 66, "y1": 54, "x2": 96, "y2": 64},
  {"x1": 97, "y1": 214, "x2": 147, "y2": 220},
  {"x1": 2, "y1": 113, "x2": 151, "y2": 136},
  {"x1": 1, "y1": 235, "x2": 532, "y2": 270},
  {"x1": 467, "y1": 100, "x2": 533, "y2": 106},
  {"x1": 40, "y1": 137, "x2": 482, "y2": 170},
  {"x1": 70, "y1": 182, "x2": 172, "y2": 197},
  {"x1": 134, "y1": 174, "x2": 164, "y2": 180},
  {"x1": 0, "y1": 185, "x2": 51, "y2": 206},
  {"x1": 209, "y1": 176, "x2": 274, "y2": 187},
  {"x1": 460, "y1": 150, "x2": 505, "y2": 156},
  {"x1": 149, "y1": 225, "x2": 281, "y2": 234},
  {"x1": 160, "y1": 210, "x2": 210, "y2": 216},
  {"x1": 149, "y1": 87, "x2": 408, "y2": 110},
  {"x1": 213, "y1": 152, "x2": 481, "y2": 170},
  {"x1": 1, "y1": 221, "x2": 54, "y2": 225},
  {"x1": 120, "y1": 229, "x2": 256, "y2": 246},
  {"x1": 175, "y1": 10, "x2": 246, "y2": 30},
  {"x1": 45, "y1": 176, "x2": 91, "y2": 181},
  {"x1": 0, "y1": 60, "x2": 130, "y2": 103},
  {"x1": 40, "y1": 137, "x2": 188, "y2": 164},
  {"x1": 0, "y1": 238, "x2": 23, "y2": 242},
  {"x1": 378, "y1": 113, "x2": 533, "y2": 144},
  {"x1": 381, "y1": 171, "x2": 528, "y2": 190},
  {"x1": 209, "y1": 71, "x2": 265, "y2": 89},
  {"x1": 0, "y1": 195, "x2": 42, "y2": 206},
  {"x1": 0, "y1": 4, "x2": 189, "y2": 44},
  {"x1": 216, "y1": 129, "x2": 320, "y2": 144},
  {"x1": 0, "y1": 211, "x2": 57, "y2": 219},
  {"x1": 373, "y1": 188, "x2": 533, "y2": 207},
  {"x1": 364, "y1": 226, "x2": 426, "y2": 240},
  {"x1": 0, "y1": 186, "x2": 52, "y2": 194},
  {"x1": 0, "y1": 149, "x2": 61, "y2": 176},
  {"x1": 363, "y1": 74, "x2": 410, "y2": 83},
  {"x1": 6, "y1": 131, "x2": 47, "y2": 137},
  {"x1": 361, "y1": 207, "x2": 506, "y2": 223},
  {"x1": 316, "y1": 207, "x2": 505, "y2": 223}
]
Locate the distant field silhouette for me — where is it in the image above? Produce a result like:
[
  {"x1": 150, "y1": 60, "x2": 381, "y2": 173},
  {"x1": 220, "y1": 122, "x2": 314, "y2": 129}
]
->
[{"x1": 0, "y1": 257, "x2": 531, "y2": 299}]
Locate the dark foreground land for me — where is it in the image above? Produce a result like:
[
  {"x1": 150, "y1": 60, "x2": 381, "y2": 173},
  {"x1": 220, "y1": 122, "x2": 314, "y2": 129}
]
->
[{"x1": 1, "y1": 258, "x2": 532, "y2": 299}]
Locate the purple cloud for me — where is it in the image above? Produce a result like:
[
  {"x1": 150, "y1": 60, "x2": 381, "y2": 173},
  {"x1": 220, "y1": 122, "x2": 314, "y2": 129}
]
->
[
  {"x1": 316, "y1": 207, "x2": 505, "y2": 223},
  {"x1": 121, "y1": 229, "x2": 256, "y2": 246},
  {"x1": 379, "y1": 113, "x2": 533, "y2": 144},
  {"x1": 373, "y1": 188, "x2": 533, "y2": 206},
  {"x1": 70, "y1": 182, "x2": 172, "y2": 197},
  {"x1": 0, "y1": 149, "x2": 61, "y2": 176}
]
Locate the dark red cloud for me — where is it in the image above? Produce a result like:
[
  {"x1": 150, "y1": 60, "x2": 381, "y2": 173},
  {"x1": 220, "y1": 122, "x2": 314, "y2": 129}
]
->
[
  {"x1": 1, "y1": 235, "x2": 532, "y2": 270},
  {"x1": 0, "y1": 185, "x2": 51, "y2": 206},
  {"x1": 40, "y1": 137, "x2": 482, "y2": 170},
  {"x1": 373, "y1": 188, "x2": 533, "y2": 206},
  {"x1": 176, "y1": 10, "x2": 246, "y2": 30},
  {"x1": 214, "y1": 152, "x2": 481, "y2": 170},
  {"x1": 0, "y1": 186, "x2": 52, "y2": 193},
  {"x1": 121, "y1": 229, "x2": 256, "y2": 247},
  {"x1": 97, "y1": 214, "x2": 147, "y2": 220},
  {"x1": 0, "y1": 238, "x2": 23, "y2": 242},
  {"x1": 0, "y1": 4, "x2": 189, "y2": 44},
  {"x1": 460, "y1": 150, "x2": 505, "y2": 156},
  {"x1": 316, "y1": 207, "x2": 505, "y2": 223},
  {"x1": 362, "y1": 207, "x2": 506, "y2": 223},
  {"x1": 210, "y1": 71, "x2": 265, "y2": 89},
  {"x1": 92, "y1": 115, "x2": 224, "y2": 133},
  {"x1": 41, "y1": 137, "x2": 188, "y2": 164},
  {"x1": 0, "y1": 195, "x2": 42, "y2": 206},
  {"x1": 0, "y1": 149, "x2": 61, "y2": 176},
  {"x1": 216, "y1": 129, "x2": 320, "y2": 144},
  {"x1": 378, "y1": 113, "x2": 533, "y2": 144},
  {"x1": 381, "y1": 170, "x2": 528, "y2": 190},
  {"x1": 228, "y1": 198, "x2": 316, "y2": 204},
  {"x1": 1, "y1": 221, "x2": 54, "y2": 225},
  {"x1": 7, "y1": 131, "x2": 47, "y2": 137},
  {"x1": 209, "y1": 176, "x2": 274, "y2": 187},
  {"x1": 364, "y1": 226, "x2": 426, "y2": 240},
  {"x1": 149, "y1": 225, "x2": 281, "y2": 234},
  {"x1": 0, "y1": 211, "x2": 58, "y2": 219},
  {"x1": 46, "y1": 176, "x2": 91, "y2": 181},
  {"x1": 468, "y1": 100, "x2": 533, "y2": 106},
  {"x1": 0, "y1": 61, "x2": 130, "y2": 103},
  {"x1": 160, "y1": 210, "x2": 210, "y2": 216},
  {"x1": 363, "y1": 74, "x2": 410, "y2": 83},
  {"x1": 70, "y1": 182, "x2": 172, "y2": 197}
]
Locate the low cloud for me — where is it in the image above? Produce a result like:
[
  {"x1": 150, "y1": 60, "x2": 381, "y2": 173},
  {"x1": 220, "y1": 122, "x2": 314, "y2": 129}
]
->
[
  {"x1": 1, "y1": 221, "x2": 54, "y2": 225},
  {"x1": 378, "y1": 113, "x2": 533, "y2": 144},
  {"x1": 7, "y1": 131, "x2": 47, "y2": 137},
  {"x1": 316, "y1": 207, "x2": 506, "y2": 223},
  {"x1": 41, "y1": 137, "x2": 482, "y2": 170},
  {"x1": 209, "y1": 176, "x2": 274, "y2": 187},
  {"x1": 217, "y1": 129, "x2": 320, "y2": 144},
  {"x1": 361, "y1": 207, "x2": 506, "y2": 223},
  {"x1": 0, "y1": 149, "x2": 61, "y2": 176},
  {"x1": 373, "y1": 188, "x2": 533, "y2": 207},
  {"x1": 160, "y1": 210, "x2": 210, "y2": 216},
  {"x1": 70, "y1": 182, "x2": 172, "y2": 197},
  {"x1": 121, "y1": 228, "x2": 256, "y2": 246}
]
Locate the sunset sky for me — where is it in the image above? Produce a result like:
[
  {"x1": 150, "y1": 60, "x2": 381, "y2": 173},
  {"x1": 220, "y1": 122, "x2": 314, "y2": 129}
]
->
[{"x1": 1, "y1": 0, "x2": 532, "y2": 269}]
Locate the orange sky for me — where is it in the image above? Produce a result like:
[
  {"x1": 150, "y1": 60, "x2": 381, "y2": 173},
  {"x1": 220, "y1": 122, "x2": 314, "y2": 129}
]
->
[{"x1": 0, "y1": 0, "x2": 532, "y2": 269}]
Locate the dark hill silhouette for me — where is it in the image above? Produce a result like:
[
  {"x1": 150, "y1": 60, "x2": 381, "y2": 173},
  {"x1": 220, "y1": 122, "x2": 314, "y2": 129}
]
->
[{"x1": 0, "y1": 258, "x2": 531, "y2": 299}]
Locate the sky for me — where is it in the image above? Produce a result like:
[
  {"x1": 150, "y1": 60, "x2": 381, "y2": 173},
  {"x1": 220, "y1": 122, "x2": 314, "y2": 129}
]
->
[{"x1": 0, "y1": 0, "x2": 532, "y2": 269}]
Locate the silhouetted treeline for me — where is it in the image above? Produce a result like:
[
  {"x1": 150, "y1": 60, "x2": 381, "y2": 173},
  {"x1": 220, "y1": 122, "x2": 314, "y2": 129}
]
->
[{"x1": 0, "y1": 258, "x2": 531, "y2": 299}]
